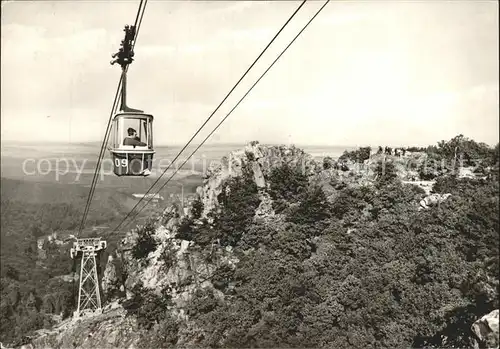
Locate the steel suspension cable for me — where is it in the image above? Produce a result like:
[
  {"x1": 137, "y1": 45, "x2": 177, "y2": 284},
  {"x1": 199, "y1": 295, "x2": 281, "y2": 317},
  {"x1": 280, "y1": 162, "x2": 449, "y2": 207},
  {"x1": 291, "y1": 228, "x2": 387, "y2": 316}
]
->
[
  {"x1": 98, "y1": 0, "x2": 147, "y2": 178},
  {"x1": 113, "y1": 0, "x2": 330, "y2": 233},
  {"x1": 133, "y1": 0, "x2": 147, "y2": 49},
  {"x1": 110, "y1": 0, "x2": 308, "y2": 234},
  {"x1": 78, "y1": 0, "x2": 147, "y2": 235},
  {"x1": 78, "y1": 76, "x2": 122, "y2": 235}
]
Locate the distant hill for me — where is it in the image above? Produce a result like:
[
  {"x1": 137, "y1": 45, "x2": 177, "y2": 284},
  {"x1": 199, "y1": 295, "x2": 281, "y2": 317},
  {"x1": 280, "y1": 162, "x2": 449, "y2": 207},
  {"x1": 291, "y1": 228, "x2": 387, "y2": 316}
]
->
[
  {"x1": 1, "y1": 177, "x2": 97, "y2": 204},
  {"x1": 0, "y1": 177, "x2": 136, "y2": 207}
]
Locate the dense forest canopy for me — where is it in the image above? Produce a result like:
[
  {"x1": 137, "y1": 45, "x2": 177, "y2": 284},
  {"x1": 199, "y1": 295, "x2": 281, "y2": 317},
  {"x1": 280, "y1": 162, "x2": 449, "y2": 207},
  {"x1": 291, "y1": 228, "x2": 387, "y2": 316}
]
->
[
  {"x1": 126, "y1": 135, "x2": 499, "y2": 348},
  {"x1": 0, "y1": 179, "x2": 131, "y2": 345},
  {"x1": 1, "y1": 135, "x2": 499, "y2": 348}
]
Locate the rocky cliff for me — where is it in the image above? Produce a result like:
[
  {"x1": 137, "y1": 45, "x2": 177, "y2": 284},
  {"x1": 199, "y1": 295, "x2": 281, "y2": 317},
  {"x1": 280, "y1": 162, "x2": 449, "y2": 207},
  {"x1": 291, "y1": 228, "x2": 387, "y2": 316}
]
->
[
  {"x1": 15, "y1": 141, "x2": 498, "y2": 349},
  {"x1": 19, "y1": 142, "x2": 322, "y2": 348},
  {"x1": 196, "y1": 141, "x2": 320, "y2": 218}
]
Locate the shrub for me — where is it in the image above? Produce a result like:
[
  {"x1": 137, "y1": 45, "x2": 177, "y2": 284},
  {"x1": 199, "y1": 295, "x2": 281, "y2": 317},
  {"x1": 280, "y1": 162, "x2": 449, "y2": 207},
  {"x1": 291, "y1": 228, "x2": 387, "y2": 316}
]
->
[
  {"x1": 287, "y1": 184, "x2": 331, "y2": 236},
  {"x1": 429, "y1": 134, "x2": 496, "y2": 167},
  {"x1": 185, "y1": 288, "x2": 221, "y2": 318},
  {"x1": 176, "y1": 217, "x2": 196, "y2": 241},
  {"x1": 339, "y1": 147, "x2": 372, "y2": 163},
  {"x1": 122, "y1": 283, "x2": 173, "y2": 330},
  {"x1": 267, "y1": 163, "x2": 309, "y2": 213},
  {"x1": 160, "y1": 244, "x2": 176, "y2": 271},
  {"x1": 191, "y1": 197, "x2": 204, "y2": 220},
  {"x1": 374, "y1": 159, "x2": 399, "y2": 186},
  {"x1": 323, "y1": 156, "x2": 336, "y2": 170},
  {"x1": 211, "y1": 264, "x2": 235, "y2": 292},
  {"x1": 213, "y1": 163, "x2": 261, "y2": 247},
  {"x1": 131, "y1": 221, "x2": 158, "y2": 263}
]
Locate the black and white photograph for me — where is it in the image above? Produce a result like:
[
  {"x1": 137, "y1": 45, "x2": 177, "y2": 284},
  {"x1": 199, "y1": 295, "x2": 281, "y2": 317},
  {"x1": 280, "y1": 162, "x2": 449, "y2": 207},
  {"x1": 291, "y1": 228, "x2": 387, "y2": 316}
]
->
[{"x1": 0, "y1": 0, "x2": 498, "y2": 348}]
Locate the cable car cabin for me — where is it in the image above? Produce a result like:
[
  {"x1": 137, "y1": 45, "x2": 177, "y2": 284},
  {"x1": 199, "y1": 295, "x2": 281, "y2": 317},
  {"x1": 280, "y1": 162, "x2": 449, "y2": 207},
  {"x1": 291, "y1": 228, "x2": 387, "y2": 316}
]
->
[{"x1": 109, "y1": 112, "x2": 154, "y2": 176}]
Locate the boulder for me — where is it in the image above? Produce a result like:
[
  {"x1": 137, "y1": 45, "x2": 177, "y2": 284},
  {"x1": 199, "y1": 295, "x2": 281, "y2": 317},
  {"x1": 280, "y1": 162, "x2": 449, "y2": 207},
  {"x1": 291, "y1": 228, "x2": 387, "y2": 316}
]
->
[
  {"x1": 472, "y1": 309, "x2": 499, "y2": 349},
  {"x1": 419, "y1": 193, "x2": 452, "y2": 210}
]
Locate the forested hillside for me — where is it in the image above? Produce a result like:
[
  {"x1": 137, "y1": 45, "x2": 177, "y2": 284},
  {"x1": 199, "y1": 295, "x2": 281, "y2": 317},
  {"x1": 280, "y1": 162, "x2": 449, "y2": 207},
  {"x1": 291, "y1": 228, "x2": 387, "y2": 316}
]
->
[
  {"x1": 0, "y1": 179, "x2": 133, "y2": 345},
  {"x1": 101, "y1": 136, "x2": 499, "y2": 349},
  {"x1": 3, "y1": 135, "x2": 499, "y2": 348},
  {"x1": 124, "y1": 137, "x2": 499, "y2": 348}
]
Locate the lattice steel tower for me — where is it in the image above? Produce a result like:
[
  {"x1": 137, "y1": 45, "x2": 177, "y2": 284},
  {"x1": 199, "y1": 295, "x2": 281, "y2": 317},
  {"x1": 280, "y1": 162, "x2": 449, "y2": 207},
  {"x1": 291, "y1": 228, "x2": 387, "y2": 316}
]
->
[{"x1": 70, "y1": 238, "x2": 107, "y2": 318}]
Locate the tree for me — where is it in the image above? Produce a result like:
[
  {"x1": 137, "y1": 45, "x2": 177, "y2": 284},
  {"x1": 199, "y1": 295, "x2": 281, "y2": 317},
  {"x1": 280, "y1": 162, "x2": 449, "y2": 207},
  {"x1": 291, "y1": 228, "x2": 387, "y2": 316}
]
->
[
  {"x1": 132, "y1": 221, "x2": 158, "y2": 263},
  {"x1": 122, "y1": 283, "x2": 174, "y2": 330},
  {"x1": 374, "y1": 158, "x2": 399, "y2": 186},
  {"x1": 267, "y1": 163, "x2": 309, "y2": 213},
  {"x1": 287, "y1": 184, "x2": 331, "y2": 236},
  {"x1": 214, "y1": 163, "x2": 261, "y2": 247},
  {"x1": 30, "y1": 226, "x2": 44, "y2": 240},
  {"x1": 191, "y1": 197, "x2": 204, "y2": 220},
  {"x1": 323, "y1": 156, "x2": 335, "y2": 170},
  {"x1": 434, "y1": 134, "x2": 496, "y2": 167},
  {"x1": 3, "y1": 266, "x2": 20, "y2": 281},
  {"x1": 339, "y1": 147, "x2": 372, "y2": 163}
]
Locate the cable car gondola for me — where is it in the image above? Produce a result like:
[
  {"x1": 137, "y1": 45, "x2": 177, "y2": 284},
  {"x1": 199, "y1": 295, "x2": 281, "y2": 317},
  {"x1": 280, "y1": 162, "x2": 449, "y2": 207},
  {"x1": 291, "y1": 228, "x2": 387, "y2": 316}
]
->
[{"x1": 109, "y1": 25, "x2": 154, "y2": 177}]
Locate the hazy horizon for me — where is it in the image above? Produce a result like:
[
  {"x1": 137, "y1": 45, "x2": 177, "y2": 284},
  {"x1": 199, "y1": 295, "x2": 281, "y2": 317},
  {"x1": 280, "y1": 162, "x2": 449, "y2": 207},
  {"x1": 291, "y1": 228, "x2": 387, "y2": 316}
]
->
[
  {"x1": 1, "y1": 135, "x2": 497, "y2": 149},
  {"x1": 1, "y1": 1, "x2": 498, "y2": 147}
]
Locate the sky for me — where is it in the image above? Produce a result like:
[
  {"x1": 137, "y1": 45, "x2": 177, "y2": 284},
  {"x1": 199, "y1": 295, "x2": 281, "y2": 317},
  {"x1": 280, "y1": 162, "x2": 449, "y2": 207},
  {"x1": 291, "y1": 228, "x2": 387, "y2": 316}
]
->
[{"x1": 1, "y1": 0, "x2": 498, "y2": 147}]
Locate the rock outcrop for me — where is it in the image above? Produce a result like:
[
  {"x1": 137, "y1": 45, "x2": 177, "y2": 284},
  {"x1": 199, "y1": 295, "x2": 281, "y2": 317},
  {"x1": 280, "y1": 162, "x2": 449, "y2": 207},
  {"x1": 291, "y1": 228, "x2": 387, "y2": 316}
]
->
[
  {"x1": 15, "y1": 142, "x2": 319, "y2": 348},
  {"x1": 20, "y1": 306, "x2": 145, "y2": 349},
  {"x1": 104, "y1": 223, "x2": 239, "y2": 305},
  {"x1": 197, "y1": 141, "x2": 320, "y2": 219},
  {"x1": 419, "y1": 193, "x2": 452, "y2": 210},
  {"x1": 18, "y1": 142, "x2": 490, "y2": 349},
  {"x1": 101, "y1": 254, "x2": 122, "y2": 297},
  {"x1": 472, "y1": 309, "x2": 499, "y2": 349}
]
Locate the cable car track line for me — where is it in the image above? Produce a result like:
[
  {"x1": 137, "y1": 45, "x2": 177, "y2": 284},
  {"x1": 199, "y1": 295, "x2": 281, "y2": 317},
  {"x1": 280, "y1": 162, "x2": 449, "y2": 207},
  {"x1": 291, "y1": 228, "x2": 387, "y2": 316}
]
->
[
  {"x1": 133, "y1": 0, "x2": 145, "y2": 32},
  {"x1": 78, "y1": 76, "x2": 122, "y2": 235},
  {"x1": 112, "y1": 0, "x2": 330, "y2": 234},
  {"x1": 110, "y1": 0, "x2": 308, "y2": 234},
  {"x1": 78, "y1": 0, "x2": 147, "y2": 236},
  {"x1": 133, "y1": 0, "x2": 147, "y2": 49}
]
